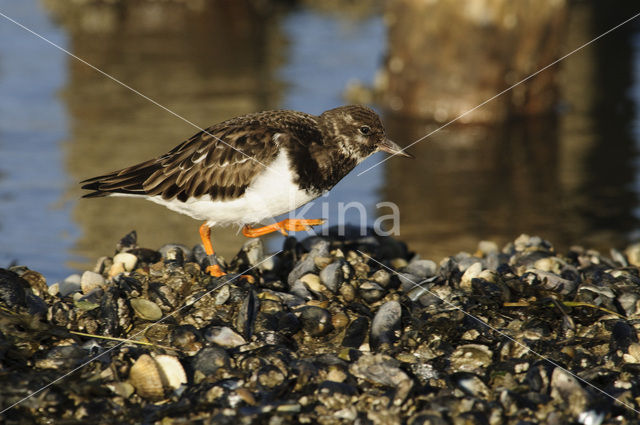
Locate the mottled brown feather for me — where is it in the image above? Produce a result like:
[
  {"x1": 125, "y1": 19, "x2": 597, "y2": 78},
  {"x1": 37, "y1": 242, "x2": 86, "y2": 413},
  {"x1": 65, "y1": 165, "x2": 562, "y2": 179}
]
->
[{"x1": 80, "y1": 110, "x2": 317, "y2": 201}]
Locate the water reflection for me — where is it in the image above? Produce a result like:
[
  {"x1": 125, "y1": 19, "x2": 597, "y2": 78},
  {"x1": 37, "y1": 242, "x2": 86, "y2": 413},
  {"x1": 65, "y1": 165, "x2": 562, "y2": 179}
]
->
[
  {"x1": 0, "y1": 0, "x2": 76, "y2": 280},
  {"x1": 382, "y1": 2, "x2": 639, "y2": 257}
]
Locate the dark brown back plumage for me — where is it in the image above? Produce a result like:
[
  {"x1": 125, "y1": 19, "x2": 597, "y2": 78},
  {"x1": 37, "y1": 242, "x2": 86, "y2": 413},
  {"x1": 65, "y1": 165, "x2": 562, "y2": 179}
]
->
[{"x1": 81, "y1": 110, "x2": 318, "y2": 202}]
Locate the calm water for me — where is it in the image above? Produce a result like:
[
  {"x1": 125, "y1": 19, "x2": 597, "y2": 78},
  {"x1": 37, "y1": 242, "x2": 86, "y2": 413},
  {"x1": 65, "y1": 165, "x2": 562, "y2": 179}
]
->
[{"x1": 1, "y1": 1, "x2": 640, "y2": 283}]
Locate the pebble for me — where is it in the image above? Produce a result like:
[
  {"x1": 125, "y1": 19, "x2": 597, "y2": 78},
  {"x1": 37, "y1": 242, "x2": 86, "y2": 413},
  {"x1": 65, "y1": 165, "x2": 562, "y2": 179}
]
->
[
  {"x1": 130, "y1": 298, "x2": 163, "y2": 321},
  {"x1": 404, "y1": 258, "x2": 437, "y2": 278},
  {"x1": 449, "y1": 344, "x2": 493, "y2": 372},
  {"x1": 59, "y1": 274, "x2": 82, "y2": 297},
  {"x1": 357, "y1": 280, "x2": 386, "y2": 303},
  {"x1": 80, "y1": 271, "x2": 105, "y2": 294},
  {"x1": 370, "y1": 300, "x2": 402, "y2": 351},
  {"x1": 159, "y1": 243, "x2": 192, "y2": 262},
  {"x1": 204, "y1": 326, "x2": 246, "y2": 348},
  {"x1": 298, "y1": 305, "x2": 333, "y2": 337},
  {"x1": 477, "y1": 240, "x2": 499, "y2": 255},
  {"x1": 2, "y1": 231, "x2": 640, "y2": 424},
  {"x1": 299, "y1": 273, "x2": 323, "y2": 293},
  {"x1": 625, "y1": 243, "x2": 640, "y2": 267},
  {"x1": 288, "y1": 239, "x2": 329, "y2": 285},
  {"x1": 460, "y1": 261, "x2": 482, "y2": 291},
  {"x1": 113, "y1": 252, "x2": 138, "y2": 271},
  {"x1": 319, "y1": 261, "x2": 343, "y2": 293}
]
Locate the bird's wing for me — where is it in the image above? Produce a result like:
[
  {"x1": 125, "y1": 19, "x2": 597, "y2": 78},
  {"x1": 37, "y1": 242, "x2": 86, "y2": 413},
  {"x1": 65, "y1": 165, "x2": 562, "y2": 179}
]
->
[{"x1": 81, "y1": 122, "x2": 285, "y2": 202}]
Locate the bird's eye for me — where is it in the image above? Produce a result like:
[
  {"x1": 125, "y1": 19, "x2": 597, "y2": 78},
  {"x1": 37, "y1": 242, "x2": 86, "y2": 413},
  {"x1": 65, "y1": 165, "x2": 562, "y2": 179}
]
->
[{"x1": 359, "y1": 126, "x2": 371, "y2": 135}]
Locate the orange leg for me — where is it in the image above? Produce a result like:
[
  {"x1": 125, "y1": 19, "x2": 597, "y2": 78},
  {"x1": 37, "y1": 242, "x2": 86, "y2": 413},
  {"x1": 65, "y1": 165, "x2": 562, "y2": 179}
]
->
[
  {"x1": 242, "y1": 218, "x2": 325, "y2": 238},
  {"x1": 199, "y1": 223, "x2": 225, "y2": 277}
]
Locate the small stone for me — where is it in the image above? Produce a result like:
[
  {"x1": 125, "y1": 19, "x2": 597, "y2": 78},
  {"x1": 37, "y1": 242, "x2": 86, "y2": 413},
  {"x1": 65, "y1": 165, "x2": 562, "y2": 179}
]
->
[
  {"x1": 320, "y1": 261, "x2": 343, "y2": 293},
  {"x1": 404, "y1": 258, "x2": 437, "y2": 278},
  {"x1": 462, "y1": 329, "x2": 480, "y2": 340},
  {"x1": 59, "y1": 274, "x2": 81, "y2": 297},
  {"x1": 390, "y1": 258, "x2": 408, "y2": 269},
  {"x1": 238, "y1": 238, "x2": 264, "y2": 266},
  {"x1": 107, "y1": 382, "x2": 135, "y2": 398},
  {"x1": 331, "y1": 311, "x2": 349, "y2": 330},
  {"x1": 624, "y1": 343, "x2": 640, "y2": 363},
  {"x1": 290, "y1": 280, "x2": 313, "y2": 300},
  {"x1": 314, "y1": 256, "x2": 332, "y2": 269},
  {"x1": 550, "y1": 368, "x2": 589, "y2": 417},
  {"x1": 48, "y1": 283, "x2": 60, "y2": 296},
  {"x1": 326, "y1": 367, "x2": 348, "y2": 383},
  {"x1": 81, "y1": 271, "x2": 105, "y2": 294},
  {"x1": 74, "y1": 289, "x2": 102, "y2": 311},
  {"x1": 370, "y1": 269, "x2": 391, "y2": 288},
  {"x1": 610, "y1": 248, "x2": 628, "y2": 266},
  {"x1": 397, "y1": 272, "x2": 421, "y2": 292},
  {"x1": 339, "y1": 283, "x2": 356, "y2": 302},
  {"x1": 460, "y1": 261, "x2": 482, "y2": 291},
  {"x1": 204, "y1": 326, "x2": 246, "y2": 348},
  {"x1": 350, "y1": 353, "x2": 413, "y2": 405},
  {"x1": 477, "y1": 240, "x2": 499, "y2": 255},
  {"x1": 477, "y1": 269, "x2": 498, "y2": 283},
  {"x1": 625, "y1": 243, "x2": 640, "y2": 267},
  {"x1": 449, "y1": 344, "x2": 493, "y2": 372},
  {"x1": 453, "y1": 372, "x2": 490, "y2": 398},
  {"x1": 529, "y1": 270, "x2": 576, "y2": 295},
  {"x1": 108, "y1": 262, "x2": 125, "y2": 278},
  {"x1": 300, "y1": 273, "x2": 323, "y2": 293},
  {"x1": 192, "y1": 347, "x2": 230, "y2": 377},
  {"x1": 288, "y1": 240, "x2": 330, "y2": 285},
  {"x1": 298, "y1": 306, "x2": 333, "y2": 337},
  {"x1": 214, "y1": 285, "x2": 230, "y2": 305},
  {"x1": 534, "y1": 257, "x2": 562, "y2": 274},
  {"x1": 113, "y1": 252, "x2": 138, "y2": 272},
  {"x1": 130, "y1": 298, "x2": 163, "y2": 321},
  {"x1": 163, "y1": 247, "x2": 184, "y2": 266},
  {"x1": 370, "y1": 300, "x2": 402, "y2": 351},
  {"x1": 358, "y1": 281, "x2": 386, "y2": 303},
  {"x1": 159, "y1": 243, "x2": 192, "y2": 262}
]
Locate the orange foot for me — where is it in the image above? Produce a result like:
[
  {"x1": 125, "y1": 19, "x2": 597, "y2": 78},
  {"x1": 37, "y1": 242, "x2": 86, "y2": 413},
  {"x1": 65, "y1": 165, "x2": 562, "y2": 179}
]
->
[
  {"x1": 205, "y1": 264, "x2": 226, "y2": 277},
  {"x1": 242, "y1": 218, "x2": 326, "y2": 238},
  {"x1": 205, "y1": 265, "x2": 255, "y2": 283}
]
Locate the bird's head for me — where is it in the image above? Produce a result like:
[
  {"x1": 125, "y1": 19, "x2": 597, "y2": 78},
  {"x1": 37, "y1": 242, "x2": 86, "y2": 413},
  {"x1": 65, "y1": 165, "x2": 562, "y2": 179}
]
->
[{"x1": 319, "y1": 105, "x2": 412, "y2": 161}]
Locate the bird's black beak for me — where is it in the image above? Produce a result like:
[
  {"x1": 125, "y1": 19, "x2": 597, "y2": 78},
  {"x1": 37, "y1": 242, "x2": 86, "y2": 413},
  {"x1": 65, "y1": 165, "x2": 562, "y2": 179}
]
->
[{"x1": 378, "y1": 138, "x2": 413, "y2": 158}]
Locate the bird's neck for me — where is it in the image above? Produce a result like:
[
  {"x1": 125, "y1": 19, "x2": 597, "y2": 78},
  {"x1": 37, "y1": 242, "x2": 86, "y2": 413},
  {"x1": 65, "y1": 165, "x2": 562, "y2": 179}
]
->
[
  {"x1": 317, "y1": 141, "x2": 359, "y2": 188},
  {"x1": 287, "y1": 137, "x2": 358, "y2": 195}
]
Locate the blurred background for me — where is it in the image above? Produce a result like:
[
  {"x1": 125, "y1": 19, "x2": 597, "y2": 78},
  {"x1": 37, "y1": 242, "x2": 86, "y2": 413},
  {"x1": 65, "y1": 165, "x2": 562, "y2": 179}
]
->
[{"x1": 0, "y1": 0, "x2": 639, "y2": 283}]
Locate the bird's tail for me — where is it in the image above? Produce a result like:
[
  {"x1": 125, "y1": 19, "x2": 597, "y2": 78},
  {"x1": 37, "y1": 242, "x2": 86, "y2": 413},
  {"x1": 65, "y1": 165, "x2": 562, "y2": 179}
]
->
[{"x1": 80, "y1": 159, "x2": 159, "y2": 198}]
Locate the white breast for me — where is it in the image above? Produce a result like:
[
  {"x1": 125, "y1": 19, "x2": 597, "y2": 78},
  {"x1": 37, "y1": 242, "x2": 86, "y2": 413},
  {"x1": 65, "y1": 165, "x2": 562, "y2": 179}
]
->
[{"x1": 142, "y1": 151, "x2": 319, "y2": 226}]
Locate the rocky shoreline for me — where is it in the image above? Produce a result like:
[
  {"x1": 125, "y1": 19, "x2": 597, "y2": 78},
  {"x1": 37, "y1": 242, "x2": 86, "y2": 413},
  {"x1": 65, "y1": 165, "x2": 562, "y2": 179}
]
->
[{"x1": 2, "y1": 229, "x2": 640, "y2": 424}]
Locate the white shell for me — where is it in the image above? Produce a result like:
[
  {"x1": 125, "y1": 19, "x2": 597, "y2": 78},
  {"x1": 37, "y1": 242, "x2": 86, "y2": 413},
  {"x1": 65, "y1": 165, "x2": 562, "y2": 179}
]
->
[
  {"x1": 129, "y1": 354, "x2": 164, "y2": 400},
  {"x1": 129, "y1": 354, "x2": 187, "y2": 400},
  {"x1": 154, "y1": 355, "x2": 187, "y2": 390}
]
